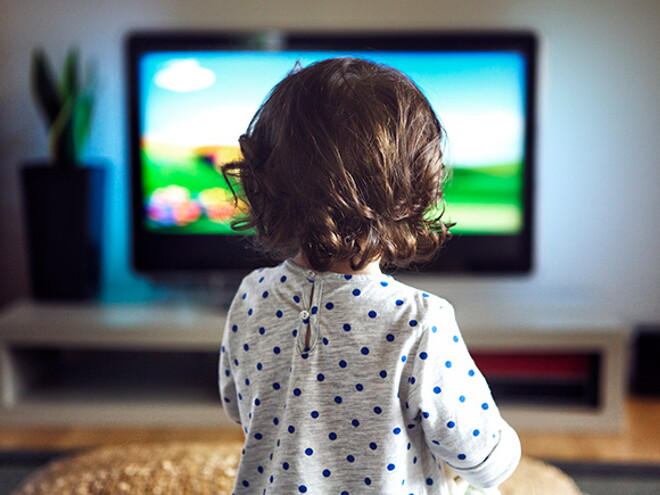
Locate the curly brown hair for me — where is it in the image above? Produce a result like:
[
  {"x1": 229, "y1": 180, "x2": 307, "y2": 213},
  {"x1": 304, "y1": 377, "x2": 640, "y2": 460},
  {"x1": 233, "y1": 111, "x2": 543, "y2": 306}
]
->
[{"x1": 222, "y1": 57, "x2": 452, "y2": 272}]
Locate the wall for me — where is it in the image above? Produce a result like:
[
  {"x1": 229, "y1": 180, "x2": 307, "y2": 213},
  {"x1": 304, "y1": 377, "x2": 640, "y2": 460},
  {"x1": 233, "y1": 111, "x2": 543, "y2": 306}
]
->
[{"x1": 1, "y1": 0, "x2": 658, "y2": 323}]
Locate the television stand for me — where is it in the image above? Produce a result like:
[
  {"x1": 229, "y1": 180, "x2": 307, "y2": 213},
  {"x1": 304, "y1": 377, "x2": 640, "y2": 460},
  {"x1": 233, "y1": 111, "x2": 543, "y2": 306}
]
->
[{"x1": 0, "y1": 300, "x2": 630, "y2": 431}]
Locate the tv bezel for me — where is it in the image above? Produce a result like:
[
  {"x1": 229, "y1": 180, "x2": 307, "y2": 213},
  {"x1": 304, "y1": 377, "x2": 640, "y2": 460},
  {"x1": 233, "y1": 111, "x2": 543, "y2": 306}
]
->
[{"x1": 127, "y1": 30, "x2": 537, "y2": 275}]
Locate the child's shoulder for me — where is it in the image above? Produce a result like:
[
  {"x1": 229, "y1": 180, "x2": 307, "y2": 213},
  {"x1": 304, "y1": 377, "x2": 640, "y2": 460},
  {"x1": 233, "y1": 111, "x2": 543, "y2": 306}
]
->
[
  {"x1": 396, "y1": 277, "x2": 453, "y2": 305},
  {"x1": 235, "y1": 263, "x2": 289, "y2": 289},
  {"x1": 366, "y1": 276, "x2": 457, "y2": 331}
]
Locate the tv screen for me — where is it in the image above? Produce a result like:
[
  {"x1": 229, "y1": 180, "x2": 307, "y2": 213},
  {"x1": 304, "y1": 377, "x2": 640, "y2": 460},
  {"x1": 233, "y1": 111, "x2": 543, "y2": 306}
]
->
[{"x1": 128, "y1": 31, "x2": 536, "y2": 274}]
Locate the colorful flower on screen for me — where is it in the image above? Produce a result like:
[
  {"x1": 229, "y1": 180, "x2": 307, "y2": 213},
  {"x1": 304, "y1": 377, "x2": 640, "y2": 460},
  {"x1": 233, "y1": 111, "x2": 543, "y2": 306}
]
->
[{"x1": 147, "y1": 185, "x2": 202, "y2": 227}]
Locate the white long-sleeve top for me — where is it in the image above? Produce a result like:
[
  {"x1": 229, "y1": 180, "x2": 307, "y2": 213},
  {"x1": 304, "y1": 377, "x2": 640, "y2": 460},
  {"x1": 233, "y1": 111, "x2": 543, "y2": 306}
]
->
[{"x1": 219, "y1": 260, "x2": 520, "y2": 494}]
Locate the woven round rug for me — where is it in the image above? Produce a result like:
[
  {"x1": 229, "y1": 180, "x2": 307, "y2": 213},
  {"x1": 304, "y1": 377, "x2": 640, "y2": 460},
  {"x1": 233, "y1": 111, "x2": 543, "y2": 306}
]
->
[{"x1": 13, "y1": 441, "x2": 581, "y2": 495}]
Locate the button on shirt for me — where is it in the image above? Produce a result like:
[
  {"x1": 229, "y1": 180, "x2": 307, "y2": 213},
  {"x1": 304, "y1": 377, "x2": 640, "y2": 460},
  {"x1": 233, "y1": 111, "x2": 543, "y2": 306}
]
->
[{"x1": 219, "y1": 260, "x2": 520, "y2": 494}]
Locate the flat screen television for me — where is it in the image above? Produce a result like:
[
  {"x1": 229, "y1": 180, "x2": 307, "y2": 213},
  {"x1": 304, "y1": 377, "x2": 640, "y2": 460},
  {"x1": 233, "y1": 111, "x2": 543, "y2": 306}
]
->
[{"x1": 127, "y1": 31, "x2": 536, "y2": 276}]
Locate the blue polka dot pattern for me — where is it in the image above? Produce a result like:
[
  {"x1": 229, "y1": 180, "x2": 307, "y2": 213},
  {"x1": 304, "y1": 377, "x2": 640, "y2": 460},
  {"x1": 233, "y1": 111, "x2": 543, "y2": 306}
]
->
[{"x1": 218, "y1": 260, "x2": 510, "y2": 494}]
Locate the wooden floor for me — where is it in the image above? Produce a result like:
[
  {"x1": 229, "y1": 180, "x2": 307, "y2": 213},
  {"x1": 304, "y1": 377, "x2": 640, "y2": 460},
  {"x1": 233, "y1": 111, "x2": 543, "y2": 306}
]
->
[{"x1": 1, "y1": 397, "x2": 658, "y2": 464}]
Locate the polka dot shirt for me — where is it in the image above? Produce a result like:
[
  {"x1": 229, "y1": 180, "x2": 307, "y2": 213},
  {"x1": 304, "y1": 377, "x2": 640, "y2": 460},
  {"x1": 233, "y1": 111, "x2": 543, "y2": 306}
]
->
[{"x1": 219, "y1": 260, "x2": 520, "y2": 494}]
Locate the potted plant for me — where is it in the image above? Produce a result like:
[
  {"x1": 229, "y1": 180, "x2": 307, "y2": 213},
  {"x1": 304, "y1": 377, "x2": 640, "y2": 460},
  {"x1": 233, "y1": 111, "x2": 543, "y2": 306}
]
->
[{"x1": 21, "y1": 48, "x2": 106, "y2": 300}]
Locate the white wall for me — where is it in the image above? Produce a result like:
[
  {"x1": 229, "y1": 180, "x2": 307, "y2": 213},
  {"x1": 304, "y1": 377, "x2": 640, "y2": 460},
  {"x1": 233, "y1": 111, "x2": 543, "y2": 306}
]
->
[{"x1": 1, "y1": 0, "x2": 658, "y2": 323}]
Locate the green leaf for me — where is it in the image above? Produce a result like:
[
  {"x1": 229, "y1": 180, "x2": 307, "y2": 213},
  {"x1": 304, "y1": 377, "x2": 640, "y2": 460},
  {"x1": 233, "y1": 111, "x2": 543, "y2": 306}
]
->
[
  {"x1": 48, "y1": 94, "x2": 74, "y2": 164},
  {"x1": 73, "y1": 93, "x2": 94, "y2": 161},
  {"x1": 31, "y1": 49, "x2": 61, "y2": 125},
  {"x1": 61, "y1": 48, "x2": 79, "y2": 101},
  {"x1": 31, "y1": 47, "x2": 96, "y2": 167}
]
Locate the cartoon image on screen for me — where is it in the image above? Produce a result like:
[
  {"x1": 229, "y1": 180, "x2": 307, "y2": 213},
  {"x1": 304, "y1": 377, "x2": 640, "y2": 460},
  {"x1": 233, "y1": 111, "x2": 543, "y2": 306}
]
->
[{"x1": 139, "y1": 51, "x2": 526, "y2": 236}]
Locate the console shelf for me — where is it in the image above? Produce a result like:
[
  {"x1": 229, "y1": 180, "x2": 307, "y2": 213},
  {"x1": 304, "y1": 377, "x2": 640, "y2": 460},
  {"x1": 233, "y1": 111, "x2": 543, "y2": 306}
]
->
[{"x1": 0, "y1": 301, "x2": 630, "y2": 431}]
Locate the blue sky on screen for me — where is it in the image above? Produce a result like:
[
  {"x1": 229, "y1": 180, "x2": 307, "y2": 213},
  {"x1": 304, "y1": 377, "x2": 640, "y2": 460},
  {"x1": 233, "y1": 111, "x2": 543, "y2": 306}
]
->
[{"x1": 141, "y1": 50, "x2": 526, "y2": 168}]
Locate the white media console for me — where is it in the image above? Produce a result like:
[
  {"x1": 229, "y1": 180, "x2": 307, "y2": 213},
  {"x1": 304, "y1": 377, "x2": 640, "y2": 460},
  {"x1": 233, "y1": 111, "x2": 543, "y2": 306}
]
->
[{"x1": 0, "y1": 300, "x2": 630, "y2": 432}]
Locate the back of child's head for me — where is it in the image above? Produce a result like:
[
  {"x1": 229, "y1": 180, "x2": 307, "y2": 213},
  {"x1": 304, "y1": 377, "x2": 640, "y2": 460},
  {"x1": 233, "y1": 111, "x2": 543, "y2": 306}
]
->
[{"x1": 223, "y1": 57, "x2": 452, "y2": 272}]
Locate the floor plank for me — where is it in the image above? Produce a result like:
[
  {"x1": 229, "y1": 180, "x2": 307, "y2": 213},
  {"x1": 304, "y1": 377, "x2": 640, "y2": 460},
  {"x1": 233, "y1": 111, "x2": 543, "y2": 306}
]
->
[{"x1": 518, "y1": 397, "x2": 660, "y2": 463}]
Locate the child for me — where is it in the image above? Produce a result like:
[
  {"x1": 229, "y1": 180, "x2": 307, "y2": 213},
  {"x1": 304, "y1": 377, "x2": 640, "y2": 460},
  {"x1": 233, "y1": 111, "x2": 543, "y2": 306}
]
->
[{"x1": 219, "y1": 57, "x2": 520, "y2": 494}]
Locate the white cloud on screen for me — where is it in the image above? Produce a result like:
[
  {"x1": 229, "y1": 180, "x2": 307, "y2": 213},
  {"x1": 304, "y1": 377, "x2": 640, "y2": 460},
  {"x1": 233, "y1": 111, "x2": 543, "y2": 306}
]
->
[{"x1": 154, "y1": 59, "x2": 216, "y2": 93}]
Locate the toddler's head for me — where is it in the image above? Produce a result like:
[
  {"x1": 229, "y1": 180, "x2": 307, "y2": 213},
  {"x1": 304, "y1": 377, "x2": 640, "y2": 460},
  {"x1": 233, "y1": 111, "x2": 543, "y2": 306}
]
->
[{"x1": 223, "y1": 57, "x2": 452, "y2": 272}]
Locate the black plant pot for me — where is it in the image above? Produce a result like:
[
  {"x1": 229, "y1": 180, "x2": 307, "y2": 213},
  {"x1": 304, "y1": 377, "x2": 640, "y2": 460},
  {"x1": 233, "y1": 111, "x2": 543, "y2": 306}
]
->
[{"x1": 21, "y1": 163, "x2": 106, "y2": 300}]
